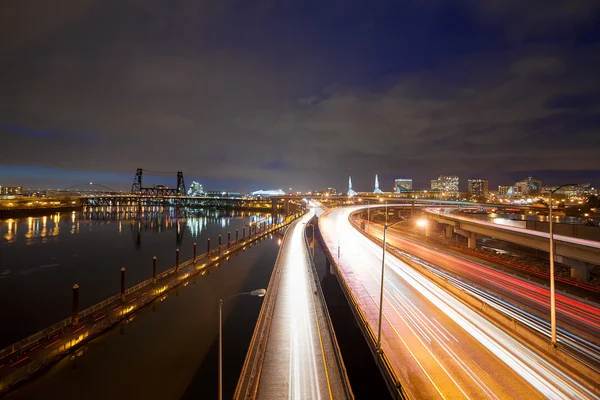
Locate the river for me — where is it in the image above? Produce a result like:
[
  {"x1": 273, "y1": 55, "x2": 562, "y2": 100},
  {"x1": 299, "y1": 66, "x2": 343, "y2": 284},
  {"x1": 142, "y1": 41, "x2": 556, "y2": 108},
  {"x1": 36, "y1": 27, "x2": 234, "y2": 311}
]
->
[{"x1": 0, "y1": 208, "x2": 277, "y2": 348}]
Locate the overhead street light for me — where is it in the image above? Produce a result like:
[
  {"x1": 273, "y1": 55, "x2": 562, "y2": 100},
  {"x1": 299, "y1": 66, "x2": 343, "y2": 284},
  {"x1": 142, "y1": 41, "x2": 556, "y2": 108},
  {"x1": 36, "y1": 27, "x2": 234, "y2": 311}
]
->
[
  {"x1": 377, "y1": 219, "x2": 404, "y2": 353},
  {"x1": 219, "y1": 288, "x2": 266, "y2": 400},
  {"x1": 548, "y1": 183, "x2": 577, "y2": 347}
]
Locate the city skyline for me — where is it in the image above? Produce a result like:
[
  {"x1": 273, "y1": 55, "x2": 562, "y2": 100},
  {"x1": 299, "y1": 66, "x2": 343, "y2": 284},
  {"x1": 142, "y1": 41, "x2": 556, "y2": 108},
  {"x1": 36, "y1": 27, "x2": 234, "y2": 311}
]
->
[
  {"x1": 1, "y1": 1, "x2": 599, "y2": 191},
  {"x1": 2, "y1": 170, "x2": 596, "y2": 196},
  {"x1": 1, "y1": 2, "x2": 599, "y2": 399}
]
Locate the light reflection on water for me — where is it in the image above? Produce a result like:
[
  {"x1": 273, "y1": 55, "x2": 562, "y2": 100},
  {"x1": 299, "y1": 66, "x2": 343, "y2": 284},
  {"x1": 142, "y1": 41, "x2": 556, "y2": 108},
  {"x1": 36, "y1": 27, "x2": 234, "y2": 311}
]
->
[{"x1": 0, "y1": 208, "x2": 282, "y2": 348}]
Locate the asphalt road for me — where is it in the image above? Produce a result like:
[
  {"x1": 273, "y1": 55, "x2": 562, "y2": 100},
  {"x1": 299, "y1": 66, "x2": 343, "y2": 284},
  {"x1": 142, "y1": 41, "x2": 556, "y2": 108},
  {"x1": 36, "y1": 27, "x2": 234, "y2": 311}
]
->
[{"x1": 319, "y1": 207, "x2": 596, "y2": 400}]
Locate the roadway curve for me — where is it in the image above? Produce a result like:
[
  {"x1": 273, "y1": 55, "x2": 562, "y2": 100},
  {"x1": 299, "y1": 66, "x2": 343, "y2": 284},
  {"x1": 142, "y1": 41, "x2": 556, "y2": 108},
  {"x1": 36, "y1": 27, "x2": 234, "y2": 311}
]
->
[
  {"x1": 319, "y1": 207, "x2": 596, "y2": 400},
  {"x1": 365, "y1": 222, "x2": 600, "y2": 343}
]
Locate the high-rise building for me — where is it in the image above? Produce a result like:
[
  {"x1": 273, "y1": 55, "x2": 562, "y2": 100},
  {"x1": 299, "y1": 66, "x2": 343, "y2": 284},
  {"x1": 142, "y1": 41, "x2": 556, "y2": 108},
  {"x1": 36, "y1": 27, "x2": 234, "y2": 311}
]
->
[
  {"x1": 324, "y1": 187, "x2": 337, "y2": 195},
  {"x1": 468, "y1": 179, "x2": 488, "y2": 196},
  {"x1": 515, "y1": 176, "x2": 542, "y2": 195},
  {"x1": 430, "y1": 176, "x2": 459, "y2": 192},
  {"x1": 394, "y1": 179, "x2": 412, "y2": 193},
  {"x1": 542, "y1": 183, "x2": 594, "y2": 198},
  {"x1": 0, "y1": 186, "x2": 23, "y2": 195},
  {"x1": 187, "y1": 181, "x2": 204, "y2": 196}
]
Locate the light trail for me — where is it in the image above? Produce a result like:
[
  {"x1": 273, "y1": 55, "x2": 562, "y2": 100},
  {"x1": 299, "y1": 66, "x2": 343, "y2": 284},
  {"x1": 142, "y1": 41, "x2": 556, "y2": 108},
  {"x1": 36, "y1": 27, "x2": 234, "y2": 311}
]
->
[
  {"x1": 258, "y1": 210, "x2": 331, "y2": 399},
  {"x1": 320, "y1": 207, "x2": 598, "y2": 399},
  {"x1": 364, "y1": 222, "x2": 600, "y2": 363}
]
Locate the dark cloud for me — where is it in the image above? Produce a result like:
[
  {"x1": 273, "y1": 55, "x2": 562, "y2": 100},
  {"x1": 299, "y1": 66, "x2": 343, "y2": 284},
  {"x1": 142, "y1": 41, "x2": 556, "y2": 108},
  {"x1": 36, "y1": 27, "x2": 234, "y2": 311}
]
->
[{"x1": 0, "y1": 0, "x2": 599, "y2": 192}]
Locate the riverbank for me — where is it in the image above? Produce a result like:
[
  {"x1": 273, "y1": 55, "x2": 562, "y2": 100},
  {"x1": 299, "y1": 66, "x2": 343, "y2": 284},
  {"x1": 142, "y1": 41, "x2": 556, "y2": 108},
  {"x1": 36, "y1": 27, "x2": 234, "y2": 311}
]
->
[{"x1": 0, "y1": 206, "x2": 80, "y2": 219}]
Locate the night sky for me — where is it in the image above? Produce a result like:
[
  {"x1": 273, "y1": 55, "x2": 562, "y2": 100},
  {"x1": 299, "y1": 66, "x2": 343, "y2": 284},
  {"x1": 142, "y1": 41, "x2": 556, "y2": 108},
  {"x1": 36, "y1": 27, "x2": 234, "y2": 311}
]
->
[{"x1": 1, "y1": 1, "x2": 599, "y2": 192}]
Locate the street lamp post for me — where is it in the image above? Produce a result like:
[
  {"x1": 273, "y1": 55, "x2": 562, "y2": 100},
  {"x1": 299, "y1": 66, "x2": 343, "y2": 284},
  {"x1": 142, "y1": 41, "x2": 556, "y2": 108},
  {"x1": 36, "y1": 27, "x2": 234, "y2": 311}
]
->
[
  {"x1": 548, "y1": 183, "x2": 577, "y2": 347},
  {"x1": 367, "y1": 201, "x2": 371, "y2": 233},
  {"x1": 310, "y1": 223, "x2": 315, "y2": 257},
  {"x1": 360, "y1": 199, "x2": 372, "y2": 233},
  {"x1": 219, "y1": 288, "x2": 266, "y2": 400},
  {"x1": 377, "y1": 220, "x2": 403, "y2": 352},
  {"x1": 385, "y1": 200, "x2": 388, "y2": 225}
]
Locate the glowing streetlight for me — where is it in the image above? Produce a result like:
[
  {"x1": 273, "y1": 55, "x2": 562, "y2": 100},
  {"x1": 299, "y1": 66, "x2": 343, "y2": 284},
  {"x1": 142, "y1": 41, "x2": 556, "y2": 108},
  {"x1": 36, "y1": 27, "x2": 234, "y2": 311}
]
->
[{"x1": 219, "y1": 288, "x2": 266, "y2": 400}]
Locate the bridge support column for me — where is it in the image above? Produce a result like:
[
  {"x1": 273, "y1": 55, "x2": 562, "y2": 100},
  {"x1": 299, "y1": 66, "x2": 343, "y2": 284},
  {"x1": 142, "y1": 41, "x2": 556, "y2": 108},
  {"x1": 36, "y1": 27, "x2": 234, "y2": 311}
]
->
[
  {"x1": 571, "y1": 266, "x2": 590, "y2": 282},
  {"x1": 243, "y1": 227, "x2": 246, "y2": 240},
  {"x1": 271, "y1": 198, "x2": 278, "y2": 214},
  {"x1": 228, "y1": 231, "x2": 231, "y2": 248},
  {"x1": 152, "y1": 256, "x2": 157, "y2": 283},
  {"x1": 425, "y1": 223, "x2": 432, "y2": 238},
  {"x1": 236, "y1": 229, "x2": 239, "y2": 243},
  {"x1": 218, "y1": 234, "x2": 222, "y2": 253},
  {"x1": 445, "y1": 225, "x2": 453, "y2": 239},
  {"x1": 468, "y1": 232, "x2": 477, "y2": 249},
  {"x1": 193, "y1": 243, "x2": 197, "y2": 263},
  {"x1": 120, "y1": 267, "x2": 126, "y2": 301},
  {"x1": 175, "y1": 249, "x2": 180, "y2": 271},
  {"x1": 207, "y1": 238, "x2": 211, "y2": 255},
  {"x1": 72, "y1": 284, "x2": 79, "y2": 325},
  {"x1": 326, "y1": 256, "x2": 336, "y2": 275}
]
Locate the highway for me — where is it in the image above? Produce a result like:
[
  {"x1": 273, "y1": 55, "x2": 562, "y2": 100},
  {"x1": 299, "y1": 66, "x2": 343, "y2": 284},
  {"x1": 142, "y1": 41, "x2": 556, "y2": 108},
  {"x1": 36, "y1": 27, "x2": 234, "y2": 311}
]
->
[
  {"x1": 320, "y1": 207, "x2": 597, "y2": 399},
  {"x1": 245, "y1": 208, "x2": 349, "y2": 399},
  {"x1": 367, "y1": 222, "x2": 600, "y2": 338}
]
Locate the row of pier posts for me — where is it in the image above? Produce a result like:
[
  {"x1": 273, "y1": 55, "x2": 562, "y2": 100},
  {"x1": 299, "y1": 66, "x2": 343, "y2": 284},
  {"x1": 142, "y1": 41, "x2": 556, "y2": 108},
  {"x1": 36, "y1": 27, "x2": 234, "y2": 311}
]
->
[{"x1": 71, "y1": 218, "x2": 283, "y2": 325}]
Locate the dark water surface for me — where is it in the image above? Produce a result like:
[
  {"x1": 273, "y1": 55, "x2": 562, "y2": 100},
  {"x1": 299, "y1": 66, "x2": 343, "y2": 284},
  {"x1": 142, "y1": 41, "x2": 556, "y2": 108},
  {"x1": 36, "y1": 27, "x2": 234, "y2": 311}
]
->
[
  {"x1": 6, "y1": 236, "x2": 281, "y2": 400},
  {"x1": 0, "y1": 209, "x2": 274, "y2": 348}
]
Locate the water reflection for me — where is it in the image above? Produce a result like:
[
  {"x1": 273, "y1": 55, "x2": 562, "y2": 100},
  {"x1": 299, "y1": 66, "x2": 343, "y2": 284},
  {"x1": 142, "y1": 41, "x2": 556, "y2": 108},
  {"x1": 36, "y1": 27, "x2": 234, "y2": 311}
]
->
[
  {"x1": 4, "y1": 219, "x2": 16, "y2": 242},
  {"x1": 0, "y1": 207, "x2": 285, "y2": 348},
  {"x1": 0, "y1": 208, "x2": 283, "y2": 250},
  {"x1": 1, "y1": 208, "x2": 285, "y2": 251}
]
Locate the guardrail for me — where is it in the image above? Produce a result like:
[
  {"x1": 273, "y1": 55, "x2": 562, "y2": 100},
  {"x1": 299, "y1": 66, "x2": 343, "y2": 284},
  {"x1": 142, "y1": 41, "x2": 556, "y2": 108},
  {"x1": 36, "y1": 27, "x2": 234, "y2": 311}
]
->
[
  {"x1": 317, "y1": 212, "x2": 409, "y2": 400},
  {"x1": 0, "y1": 214, "x2": 302, "y2": 395}
]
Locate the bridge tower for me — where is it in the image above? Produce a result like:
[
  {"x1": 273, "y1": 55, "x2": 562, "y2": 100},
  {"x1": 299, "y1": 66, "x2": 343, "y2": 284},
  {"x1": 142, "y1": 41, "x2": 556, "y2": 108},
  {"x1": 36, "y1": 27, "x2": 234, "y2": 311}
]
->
[
  {"x1": 132, "y1": 168, "x2": 142, "y2": 193},
  {"x1": 176, "y1": 171, "x2": 186, "y2": 195}
]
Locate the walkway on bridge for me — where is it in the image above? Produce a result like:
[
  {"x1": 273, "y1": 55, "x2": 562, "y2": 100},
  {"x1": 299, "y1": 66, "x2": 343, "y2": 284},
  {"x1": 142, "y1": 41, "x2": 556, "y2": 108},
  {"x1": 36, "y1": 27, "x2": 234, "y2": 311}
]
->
[{"x1": 235, "y1": 209, "x2": 353, "y2": 399}]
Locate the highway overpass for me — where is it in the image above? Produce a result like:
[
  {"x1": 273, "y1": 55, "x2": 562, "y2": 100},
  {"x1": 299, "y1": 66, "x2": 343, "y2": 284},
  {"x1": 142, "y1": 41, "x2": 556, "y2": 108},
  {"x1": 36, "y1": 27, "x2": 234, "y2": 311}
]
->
[{"x1": 423, "y1": 208, "x2": 600, "y2": 281}]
